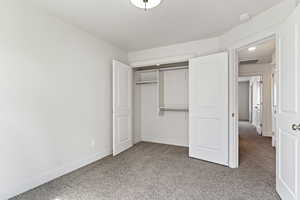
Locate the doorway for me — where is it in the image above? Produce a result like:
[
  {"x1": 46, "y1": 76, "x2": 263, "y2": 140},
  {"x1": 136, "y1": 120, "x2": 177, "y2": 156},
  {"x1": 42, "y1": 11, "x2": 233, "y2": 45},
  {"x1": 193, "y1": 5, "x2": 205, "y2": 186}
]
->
[
  {"x1": 236, "y1": 37, "x2": 277, "y2": 180},
  {"x1": 239, "y1": 75, "x2": 263, "y2": 135}
]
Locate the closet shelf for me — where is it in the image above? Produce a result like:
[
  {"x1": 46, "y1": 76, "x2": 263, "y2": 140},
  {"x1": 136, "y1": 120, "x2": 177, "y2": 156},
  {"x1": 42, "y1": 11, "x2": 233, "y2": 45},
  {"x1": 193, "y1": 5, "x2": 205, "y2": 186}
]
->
[
  {"x1": 159, "y1": 107, "x2": 189, "y2": 112},
  {"x1": 136, "y1": 80, "x2": 158, "y2": 85}
]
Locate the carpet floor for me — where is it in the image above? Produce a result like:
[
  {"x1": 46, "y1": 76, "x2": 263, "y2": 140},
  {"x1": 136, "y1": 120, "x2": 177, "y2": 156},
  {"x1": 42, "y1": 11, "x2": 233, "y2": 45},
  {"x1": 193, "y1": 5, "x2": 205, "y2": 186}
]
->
[{"x1": 11, "y1": 122, "x2": 279, "y2": 200}]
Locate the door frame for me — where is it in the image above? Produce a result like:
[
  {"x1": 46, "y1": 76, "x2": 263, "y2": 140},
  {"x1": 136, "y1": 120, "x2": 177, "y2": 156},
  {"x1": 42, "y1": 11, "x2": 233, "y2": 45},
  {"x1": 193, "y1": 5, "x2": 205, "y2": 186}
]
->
[
  {"x1": 271, "y1": 68, "x2": 279, "y2": 147},
  {"x1": 228, "y1": 32, "x2": 277, "y2": 168}
]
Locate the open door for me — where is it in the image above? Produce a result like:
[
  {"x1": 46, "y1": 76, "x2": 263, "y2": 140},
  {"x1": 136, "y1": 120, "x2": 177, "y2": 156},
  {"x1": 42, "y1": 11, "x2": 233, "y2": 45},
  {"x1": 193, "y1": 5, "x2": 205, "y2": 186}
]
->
[
  {"x1": 276, "y1": 5, "x2": 300, "y2": 200},
  {"x1": 113, "y1": 60, "x2": 133, "y2": 156},
  {"x1": 189, "y1": 52, "x2": 229, "y2": 166}
]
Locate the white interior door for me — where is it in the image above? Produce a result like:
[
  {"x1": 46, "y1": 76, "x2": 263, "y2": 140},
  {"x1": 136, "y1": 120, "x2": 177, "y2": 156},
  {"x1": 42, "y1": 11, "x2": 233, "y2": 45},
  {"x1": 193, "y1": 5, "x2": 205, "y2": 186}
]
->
[
  {"x1": 277, "y1": 5, "x2": 300, "y2": 200},
  {"x1": 113, "y1": 60, "x2": 133, "y2": 156},
  {"x1": 189, "y1": 52, "x2": 229, "y2": 166}
]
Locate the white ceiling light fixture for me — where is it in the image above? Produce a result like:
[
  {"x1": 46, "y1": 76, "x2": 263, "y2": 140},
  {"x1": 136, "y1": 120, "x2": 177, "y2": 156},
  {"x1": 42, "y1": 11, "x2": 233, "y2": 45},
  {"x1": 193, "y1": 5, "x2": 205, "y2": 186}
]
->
[
  {"x1": 240, "y1": 13, "x2": 251, "y2": 22},
  {"x1": 130, "y1": 0, "x2": 162, "y2": 11},
  {"x1": 248, "y1": 46, "x2": 257, "y2": 52}
]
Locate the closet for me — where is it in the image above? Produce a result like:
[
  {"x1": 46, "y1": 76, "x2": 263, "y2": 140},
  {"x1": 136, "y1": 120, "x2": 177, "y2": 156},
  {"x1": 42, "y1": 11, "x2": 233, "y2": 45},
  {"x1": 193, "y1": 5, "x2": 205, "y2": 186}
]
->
[
  {"x1": 134, "y1": 62, "x2": 189, "y2": 147},
  {"x1": 113, "y1": 52, "x2": 229, "y2": 166}
]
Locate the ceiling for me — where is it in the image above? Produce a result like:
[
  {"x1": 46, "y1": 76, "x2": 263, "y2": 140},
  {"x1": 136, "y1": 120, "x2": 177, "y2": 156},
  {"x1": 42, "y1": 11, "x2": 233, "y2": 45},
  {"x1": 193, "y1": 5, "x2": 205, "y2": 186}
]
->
[
  {"x1": 238, "y1": 39, "x2": 276, "y2": 64},
  {"x1": 30, "y1": 0, "x2": 283, "y2": 51}
]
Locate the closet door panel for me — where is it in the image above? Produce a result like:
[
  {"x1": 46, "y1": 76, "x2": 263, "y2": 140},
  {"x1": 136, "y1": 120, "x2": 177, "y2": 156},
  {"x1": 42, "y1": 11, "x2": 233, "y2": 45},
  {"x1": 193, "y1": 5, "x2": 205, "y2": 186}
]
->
[
  {"x1": 189, "y1": 52, "x2": 229, "y2": 166},
  {"x1": 113, "y1": 60, "x2": 133, "y2": 156}
]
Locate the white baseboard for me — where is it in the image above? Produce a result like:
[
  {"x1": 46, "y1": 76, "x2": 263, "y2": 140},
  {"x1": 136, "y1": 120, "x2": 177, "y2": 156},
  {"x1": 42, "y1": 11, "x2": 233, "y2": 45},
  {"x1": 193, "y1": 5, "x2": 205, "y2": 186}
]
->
[
  {"x1": 256, "y1": 127, "x2": 262, "y2": 135},
  {"x1": 262, "y1": 131, "x2": 273, "y2": 137},
  {"x1": 272, "y1": 135, "x2": 276, "y2": 147},
  {"x1": 141, "y1": 139, "x2": 188, "y2": 147},
  {"x1": 1, "y1": 148, "x2": 111, "y2": 200}
]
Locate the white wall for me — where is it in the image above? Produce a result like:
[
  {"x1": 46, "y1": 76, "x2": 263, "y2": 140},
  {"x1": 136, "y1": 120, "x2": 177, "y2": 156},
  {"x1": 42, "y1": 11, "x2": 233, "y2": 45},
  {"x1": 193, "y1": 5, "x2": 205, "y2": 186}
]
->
[
  {"x1": 128, "y1": 37, "x2": 220, "y2": 67},
  {"x1": 238, "y1": 82, "x2": 250, "y2": 121},
  {"x1": 219, "y1": 0, "x2": 296, "y2": 48},
  {"x1": 0, "y1": 1, "x2": 127, "y2": 199},
  {"x1": 239, "y1": 64, "x2": 274, "y2": 137}
]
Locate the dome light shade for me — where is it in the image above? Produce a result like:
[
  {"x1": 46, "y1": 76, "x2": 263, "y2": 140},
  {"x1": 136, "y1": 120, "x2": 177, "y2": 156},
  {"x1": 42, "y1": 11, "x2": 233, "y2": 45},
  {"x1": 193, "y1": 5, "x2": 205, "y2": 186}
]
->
[
  {"x1": 130, "y1": 0, "x2": 162, "y2": 10},
  {"x1": 248, "y1": 47, "x2": 257, "y2": 52}
]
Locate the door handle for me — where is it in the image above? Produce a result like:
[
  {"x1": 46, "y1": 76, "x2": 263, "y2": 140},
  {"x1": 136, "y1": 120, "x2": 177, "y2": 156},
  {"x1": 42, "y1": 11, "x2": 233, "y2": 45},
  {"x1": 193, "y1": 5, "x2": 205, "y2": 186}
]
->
[{"x1": 292, "y1": 124, "x2": 300, "y2": 131}]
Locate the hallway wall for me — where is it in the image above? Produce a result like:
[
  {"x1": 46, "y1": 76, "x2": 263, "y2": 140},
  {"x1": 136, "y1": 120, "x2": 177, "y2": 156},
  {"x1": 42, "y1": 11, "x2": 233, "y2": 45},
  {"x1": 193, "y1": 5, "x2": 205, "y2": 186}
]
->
[{"x1": 238, "y1": 81, "x2": 250, "y2": 121}]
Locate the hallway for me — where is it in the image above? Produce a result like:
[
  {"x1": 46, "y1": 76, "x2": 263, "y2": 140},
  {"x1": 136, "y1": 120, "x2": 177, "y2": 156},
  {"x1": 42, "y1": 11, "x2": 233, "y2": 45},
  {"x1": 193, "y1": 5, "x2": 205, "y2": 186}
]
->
[{"x1": 239, "y1": 121, "x2": 276, "y2": 176}]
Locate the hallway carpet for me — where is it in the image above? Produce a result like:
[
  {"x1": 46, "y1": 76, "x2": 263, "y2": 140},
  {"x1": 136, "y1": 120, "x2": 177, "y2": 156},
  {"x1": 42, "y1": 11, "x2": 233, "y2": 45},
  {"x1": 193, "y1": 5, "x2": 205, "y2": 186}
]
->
[{"x1": 11, "y1": 122, "x2": 279, "y2": 200}]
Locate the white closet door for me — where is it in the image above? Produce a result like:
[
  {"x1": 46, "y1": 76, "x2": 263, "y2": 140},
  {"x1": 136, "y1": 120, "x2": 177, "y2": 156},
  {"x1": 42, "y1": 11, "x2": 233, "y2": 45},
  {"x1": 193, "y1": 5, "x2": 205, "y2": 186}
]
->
[
  {"x1": 189, "y1": 52, "x2": 229, "y2": 166},
  {"x1": 113, "y1": 60, "x2": 133, "y2": 156},
  {"x1": 276, "y1": 5, "x2": 300, "y2": 200}
]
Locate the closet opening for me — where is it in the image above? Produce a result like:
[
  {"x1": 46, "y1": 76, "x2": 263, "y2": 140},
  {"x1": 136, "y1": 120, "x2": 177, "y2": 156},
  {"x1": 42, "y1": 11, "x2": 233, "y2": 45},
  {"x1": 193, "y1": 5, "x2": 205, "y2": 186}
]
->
[{"x1": 133, "y1": 61, "x2": 190, "y2": 147}]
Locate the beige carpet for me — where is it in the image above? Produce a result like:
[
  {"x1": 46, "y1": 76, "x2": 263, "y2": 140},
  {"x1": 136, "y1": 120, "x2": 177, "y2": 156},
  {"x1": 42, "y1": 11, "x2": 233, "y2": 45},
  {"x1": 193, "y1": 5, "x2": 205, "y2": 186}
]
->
[
  {"x1": 239, "y1": 121, "x2": 276, "y2": 175},
  {"x1": 11, "y1": 122, "x2": 279, "y2": 200}
]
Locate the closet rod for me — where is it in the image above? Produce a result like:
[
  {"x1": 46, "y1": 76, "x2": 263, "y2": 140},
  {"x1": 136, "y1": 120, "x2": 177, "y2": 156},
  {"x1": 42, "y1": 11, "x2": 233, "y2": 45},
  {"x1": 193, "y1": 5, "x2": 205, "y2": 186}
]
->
[
  {"x1": 159, "y1": 66, "x2": 188, "y2": 71},
  {"x1": 135, "y1": 61, "x2": 188, "y2": 72}
]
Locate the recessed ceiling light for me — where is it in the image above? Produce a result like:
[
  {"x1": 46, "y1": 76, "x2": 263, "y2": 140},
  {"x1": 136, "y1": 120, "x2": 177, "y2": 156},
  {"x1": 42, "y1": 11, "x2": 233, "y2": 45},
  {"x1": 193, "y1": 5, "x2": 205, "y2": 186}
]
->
[
  {"x1": 248, "y1": 47, "x2": 256, "y2": 52},
  {"x1": 130, "y1": 0, "x2": 162, "y2": 11},
  {"x1": 240, "y1": 13, "x2": 251, "y2": 22}
]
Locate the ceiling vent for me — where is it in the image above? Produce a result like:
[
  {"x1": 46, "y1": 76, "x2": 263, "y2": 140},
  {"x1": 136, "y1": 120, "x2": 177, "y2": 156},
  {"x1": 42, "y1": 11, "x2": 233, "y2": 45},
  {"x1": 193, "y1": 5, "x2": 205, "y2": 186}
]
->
[{"x1": 239, "y1": 59, "x2": 258, "y2": 65}]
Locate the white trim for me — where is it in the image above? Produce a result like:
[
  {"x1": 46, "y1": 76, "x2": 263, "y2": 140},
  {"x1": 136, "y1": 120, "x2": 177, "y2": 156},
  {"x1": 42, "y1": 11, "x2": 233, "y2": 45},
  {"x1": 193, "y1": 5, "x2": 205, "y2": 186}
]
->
[
  {"x1": 1, "y1": 148, "x2": 111, "y2": 200},
  {"x1": 141, "y1": 140, "x2": 189, "y2": 148},
  {"x1": 230, "y1": 33, "x2": 277, "y2": 51},
  {"x1": 228, "y1": 48, "x2": 239, "y2": 168},
  {"x1": 263, "y1": 131, "x2": 274, "y2": 137},
  {"x1": 272, "y1": 135, "x2": 276, "y2": 147},
  {"x1": 223, "y1": 25, "x2": 279, "y2": 50},
  {"x1": 256, "y1": 126, "x2": 262, "y2": 135}
]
